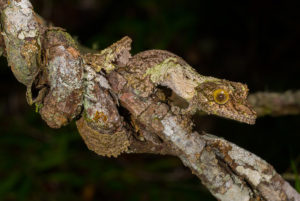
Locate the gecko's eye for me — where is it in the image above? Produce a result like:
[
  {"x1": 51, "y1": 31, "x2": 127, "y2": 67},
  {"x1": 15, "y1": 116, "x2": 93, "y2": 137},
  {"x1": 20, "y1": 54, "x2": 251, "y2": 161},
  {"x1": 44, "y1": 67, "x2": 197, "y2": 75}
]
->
[{"x1": 213, "y1": 89, "x2": 229, "y2": 104}]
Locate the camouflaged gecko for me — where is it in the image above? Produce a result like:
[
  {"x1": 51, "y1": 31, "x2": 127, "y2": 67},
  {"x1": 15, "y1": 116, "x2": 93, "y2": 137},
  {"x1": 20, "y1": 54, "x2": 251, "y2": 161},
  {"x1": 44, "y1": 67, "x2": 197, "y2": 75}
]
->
[
  {"x1": 78, "y1": 36, "x2": 256, "y2": 157},
  {"x1": 122, "y1": 45, "x2": 257, "y2": 125},
  {"x1": 83, "y1": 36, "x2": 257, "y2": 125}
]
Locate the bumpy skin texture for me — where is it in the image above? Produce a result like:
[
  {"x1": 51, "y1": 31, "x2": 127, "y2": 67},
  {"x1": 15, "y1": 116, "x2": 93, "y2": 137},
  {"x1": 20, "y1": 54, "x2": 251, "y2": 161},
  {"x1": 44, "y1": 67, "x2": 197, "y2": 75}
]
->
[
  {"x1": 79, "y1": 44, "x2": 256, "y2": 158},
  {"x1": 76, "y1": 117, "x2": 130, "y2": 158},
  {"x1": 7, "y1": 27, "x2": 254, "y2": 155},
  {"x1": 84, "y1": 36, "x2": 132, "y2": 73},
  {"x1": 122, "y1": 49, "x2": 256, "y2": 124},
  {"x1": 80, "y1": 43, "x2": 256, "y2": 157}
]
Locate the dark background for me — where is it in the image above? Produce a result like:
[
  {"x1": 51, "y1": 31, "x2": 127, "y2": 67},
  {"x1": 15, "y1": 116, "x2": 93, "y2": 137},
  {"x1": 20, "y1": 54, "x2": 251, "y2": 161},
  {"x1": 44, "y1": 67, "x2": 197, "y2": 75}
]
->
[{"x1": 0, "y1": 0, "x2": 299, "y2": 200}]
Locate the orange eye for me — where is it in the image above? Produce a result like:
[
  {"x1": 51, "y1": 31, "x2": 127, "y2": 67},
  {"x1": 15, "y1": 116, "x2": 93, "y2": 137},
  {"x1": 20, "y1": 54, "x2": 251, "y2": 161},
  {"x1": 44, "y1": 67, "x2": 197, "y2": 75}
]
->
[{"x1": 213, "y1": 89, "x2": 229, "y2": 104}]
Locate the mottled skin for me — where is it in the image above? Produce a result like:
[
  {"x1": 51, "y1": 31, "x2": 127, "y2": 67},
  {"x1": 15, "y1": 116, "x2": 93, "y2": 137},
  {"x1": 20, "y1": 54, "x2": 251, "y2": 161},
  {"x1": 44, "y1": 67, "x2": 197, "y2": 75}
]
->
[
  {"x1": 123, "y1": 49, "x2": 256, "y2": 124},
  {"x1": 78, "y1": 36, "x2": 256, "y2": 157},
  {"x1": 84, "y1": 36, "x2": 132, "y2": 73},
  {"x1": 193, "y1": 79, "x2": 256, "y2": 124}
]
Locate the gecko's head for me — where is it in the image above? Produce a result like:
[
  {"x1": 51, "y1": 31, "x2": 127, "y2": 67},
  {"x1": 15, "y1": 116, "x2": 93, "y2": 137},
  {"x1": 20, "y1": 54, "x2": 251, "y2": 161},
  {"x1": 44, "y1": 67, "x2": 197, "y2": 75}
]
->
[{"x1": 195, "y1": 80, "x2": 256, "y2": 124}]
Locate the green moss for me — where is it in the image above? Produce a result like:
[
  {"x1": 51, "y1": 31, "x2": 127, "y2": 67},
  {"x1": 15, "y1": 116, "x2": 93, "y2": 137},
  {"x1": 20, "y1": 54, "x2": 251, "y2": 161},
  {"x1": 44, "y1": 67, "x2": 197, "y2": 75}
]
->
[
  {"x1": 35, "y1": 103, "x2": 43, "y2": 113},
  {"x1": 100, "y1": 47, "x2": 116, "y2": 72}
]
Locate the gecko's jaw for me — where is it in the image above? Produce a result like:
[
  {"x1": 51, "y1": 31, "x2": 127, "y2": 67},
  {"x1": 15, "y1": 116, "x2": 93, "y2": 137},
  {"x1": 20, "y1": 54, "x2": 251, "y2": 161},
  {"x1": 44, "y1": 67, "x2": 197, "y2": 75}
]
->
[
  {"x1": 201, "y1": 104, "x2": 257, "y2": 125},
  {"x1": 216, "y1": 109, "x2": 256, "y2": 125},
  {"x1": 237, "y1": 115, "x2": 256, "y2": 125}
]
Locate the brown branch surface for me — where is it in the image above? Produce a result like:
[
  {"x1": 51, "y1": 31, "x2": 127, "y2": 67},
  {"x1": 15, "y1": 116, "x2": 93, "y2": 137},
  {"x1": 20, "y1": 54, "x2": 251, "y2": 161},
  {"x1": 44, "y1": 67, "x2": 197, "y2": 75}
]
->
[
  {"x1": 0, "y1": 1, "x2": 299, "y2": 201},
  {"x1": 248, "y1": 91, "x2": 300, "y2": 117}
]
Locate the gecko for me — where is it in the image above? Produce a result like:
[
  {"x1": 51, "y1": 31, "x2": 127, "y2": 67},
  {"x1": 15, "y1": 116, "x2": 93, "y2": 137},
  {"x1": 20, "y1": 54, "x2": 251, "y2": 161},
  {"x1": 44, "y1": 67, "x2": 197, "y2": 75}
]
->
[
  {"x1": 80, "y1": 36, "x2": 257, "y2": 157},
  {"x1": 123, "y1": 49, "x2": 257, "y2": 124},
  {"x1": 84, "y1": 36, "x2": 257, "y2": 125}
]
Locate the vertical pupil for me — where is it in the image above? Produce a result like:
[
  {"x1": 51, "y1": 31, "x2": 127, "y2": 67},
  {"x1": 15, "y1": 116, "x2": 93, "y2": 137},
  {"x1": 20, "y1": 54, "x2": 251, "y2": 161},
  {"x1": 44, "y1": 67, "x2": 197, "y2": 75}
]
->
[
  {"x1": 217, "y1": 93, "x2": 225, "y2": 101},
  {"x1": 213, "y1": 89, "x2": 229, "y2": 104}
]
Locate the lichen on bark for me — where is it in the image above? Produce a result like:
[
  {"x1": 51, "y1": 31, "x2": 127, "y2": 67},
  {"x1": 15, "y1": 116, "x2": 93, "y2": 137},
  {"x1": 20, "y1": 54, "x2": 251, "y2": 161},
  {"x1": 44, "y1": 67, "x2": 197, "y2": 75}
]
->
[
  {"x1": 39, "y1": 30, "x2": 84, "y2": 128},
  {"x1": 1, "y1": 0, "x2": 42, "y2": 85}
]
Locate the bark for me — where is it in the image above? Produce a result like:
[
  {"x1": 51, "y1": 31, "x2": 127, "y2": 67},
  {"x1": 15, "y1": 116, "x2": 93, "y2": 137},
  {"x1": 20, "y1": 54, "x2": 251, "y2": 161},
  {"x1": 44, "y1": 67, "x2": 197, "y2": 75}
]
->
[
  {"x1": 0, "y1": 0, "x2": 299, "y2": 200},
  {"x1": 248, "y1": 91, "x2": 300, "y2": 117}
]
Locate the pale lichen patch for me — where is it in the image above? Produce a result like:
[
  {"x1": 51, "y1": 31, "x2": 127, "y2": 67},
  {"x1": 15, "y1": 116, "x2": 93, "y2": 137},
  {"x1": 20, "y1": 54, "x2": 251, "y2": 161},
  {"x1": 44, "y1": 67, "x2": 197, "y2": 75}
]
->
[
  {"x1": 48, "y1": 45, "x2": 82, "y2": 95},
  {"x1": 145, "y1": 57, "x2": 180, "y2": 83},
  {"x1": 161, "y1": 115, "x2": 205, "y2": 165},
  {"x1": 228, "y1": 144, "x2": 275, "y2": 180},
  {"x1": 4, "y1": 0, "x2": 38, "y2": 39},
  {"x1": 236, "y1": 165, "x2": 273, "y2": 187},
  {"x1": 39, "y1": 33, "x2": 84, "y2": 128},
  {"x1": 215, "y1": 184, "x2": 251, "y2": 201},
  {"x1": 1, "y1": 0, "x2": 41, "y2": 85},
  {"x1": 14, "y1": 0, "x2": 33, "y2": 10},
  {"x1": 144, "y1": 57, "x2": 204, "y2": 100},
  {"x1": 96, "y1": 74, "x2": 111, "y2": 89},
  {"x1": 236, "y1": 166, "x2": 262, "y2": 186}
]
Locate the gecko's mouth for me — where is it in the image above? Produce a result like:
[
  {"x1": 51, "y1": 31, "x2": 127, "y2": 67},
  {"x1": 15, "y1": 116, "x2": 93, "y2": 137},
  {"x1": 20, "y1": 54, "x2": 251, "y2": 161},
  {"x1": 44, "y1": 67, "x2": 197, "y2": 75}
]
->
[
  {"x1": 201, "y1": 106, "x2": 256, "y2": 125},
  {"x1": 222, "y1": 111, "x2": 256, "y2": 124},
  {"x1": 213, "y1": 108, "x2": 256, "y2": 125}
]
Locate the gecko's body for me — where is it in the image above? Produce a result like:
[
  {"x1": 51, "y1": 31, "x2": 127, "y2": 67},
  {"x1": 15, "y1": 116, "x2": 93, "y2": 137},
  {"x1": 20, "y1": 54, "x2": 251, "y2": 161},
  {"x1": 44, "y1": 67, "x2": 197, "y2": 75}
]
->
[
  {"x1": 123, "y1": 49, "x2": 256, "y2": 124},
  {"x1": 80, "y1": 36, "x2": 257, "y2": 157},
  {"x1": 85, "y1": 37, "x2": 256, "y2": 125}
]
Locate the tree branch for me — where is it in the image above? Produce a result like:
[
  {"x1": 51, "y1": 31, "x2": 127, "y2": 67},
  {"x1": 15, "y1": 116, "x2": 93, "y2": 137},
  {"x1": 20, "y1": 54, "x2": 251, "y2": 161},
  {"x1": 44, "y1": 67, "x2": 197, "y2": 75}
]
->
[
  {"x1": 0, "y1": 1, "x2": 299, "y2": 200},
  {"x1": 248, "y1": 91, "x2": 300, "y2": 117}
]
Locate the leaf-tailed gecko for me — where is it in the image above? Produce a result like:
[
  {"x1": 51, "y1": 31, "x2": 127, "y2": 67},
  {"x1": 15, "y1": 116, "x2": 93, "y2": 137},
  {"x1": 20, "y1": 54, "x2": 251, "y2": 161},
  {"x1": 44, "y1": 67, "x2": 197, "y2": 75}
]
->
[{"x1": 85, "y1": 36, "x2": 257, "y2": 125}]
